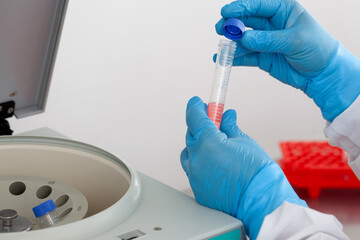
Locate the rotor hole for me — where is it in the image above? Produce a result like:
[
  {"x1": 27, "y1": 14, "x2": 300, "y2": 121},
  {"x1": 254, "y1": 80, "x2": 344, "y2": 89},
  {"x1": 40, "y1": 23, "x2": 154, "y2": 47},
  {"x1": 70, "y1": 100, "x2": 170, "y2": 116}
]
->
[
  {"x1": 55, "y1": 195, "x2": 69, "y2": 208},
  {"x1": 59, "y1": 208, "x2": 72, "y2": 219},
  {"x1": 36, "y1": 185, "x2": 52, "y2": 199},
  {"x1": 9, "y1": 181, "x2": 26, "y2": 195}
]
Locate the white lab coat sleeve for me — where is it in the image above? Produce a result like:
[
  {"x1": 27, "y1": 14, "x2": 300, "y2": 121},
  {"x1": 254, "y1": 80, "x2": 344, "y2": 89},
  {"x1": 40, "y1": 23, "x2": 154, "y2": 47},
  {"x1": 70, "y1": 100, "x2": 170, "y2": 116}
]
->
[
  {"x1": 324, "y1": 95, "x2": 360, "y2": 179},
  {"x1": 257, "y1": 202, "x2": 349, "y2": 240}
]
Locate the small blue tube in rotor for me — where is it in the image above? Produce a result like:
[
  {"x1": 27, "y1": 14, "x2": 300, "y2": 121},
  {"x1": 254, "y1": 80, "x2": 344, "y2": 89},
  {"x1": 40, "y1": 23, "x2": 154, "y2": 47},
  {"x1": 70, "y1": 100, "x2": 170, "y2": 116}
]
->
[
  {"x1": 33, "y1": 199, "x2": 56, "y2": 218},
  {"x1": 222, "y1": 18, "x2": 245, "y2": 40}
]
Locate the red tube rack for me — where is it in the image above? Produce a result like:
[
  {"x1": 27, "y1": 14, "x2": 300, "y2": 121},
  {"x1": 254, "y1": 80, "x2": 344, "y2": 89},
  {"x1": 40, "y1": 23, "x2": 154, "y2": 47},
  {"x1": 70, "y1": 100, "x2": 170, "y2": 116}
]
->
[{"x1": 279, "y1": 141, "x2": 360, "y2": 199}]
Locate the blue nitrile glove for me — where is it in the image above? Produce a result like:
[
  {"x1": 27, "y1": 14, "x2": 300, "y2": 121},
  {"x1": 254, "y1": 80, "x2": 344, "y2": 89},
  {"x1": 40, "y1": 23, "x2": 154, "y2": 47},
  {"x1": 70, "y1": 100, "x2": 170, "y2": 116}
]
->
[
  {"x1": 181, "y1": 97, "x2": 307, "y2": 239},
  {"x1": 215, "y1": 0, "x2": 360, "y2": 122}
]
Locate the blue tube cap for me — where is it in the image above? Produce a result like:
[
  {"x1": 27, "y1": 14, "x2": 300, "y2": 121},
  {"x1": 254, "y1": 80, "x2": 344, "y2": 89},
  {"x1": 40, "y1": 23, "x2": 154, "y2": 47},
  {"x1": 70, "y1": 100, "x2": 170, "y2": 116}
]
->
[
  {"x1": 33, "y1": 199, "x2": 56, "y2": 218},
  {"x1": 222, "y1": 18, "x2": 245, "y2": 40}
]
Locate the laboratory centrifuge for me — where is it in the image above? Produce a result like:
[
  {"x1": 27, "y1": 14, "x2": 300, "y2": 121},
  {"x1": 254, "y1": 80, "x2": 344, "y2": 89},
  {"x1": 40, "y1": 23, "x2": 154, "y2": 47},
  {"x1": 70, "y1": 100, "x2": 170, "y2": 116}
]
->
[{"x1": 0, "y1": 1, "x2": 245, "y2": 239}]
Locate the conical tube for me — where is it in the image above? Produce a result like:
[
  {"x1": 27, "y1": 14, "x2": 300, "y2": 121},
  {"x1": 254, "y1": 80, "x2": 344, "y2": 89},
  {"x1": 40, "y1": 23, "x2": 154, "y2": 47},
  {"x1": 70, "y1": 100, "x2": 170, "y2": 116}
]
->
[{"x1": 207, "y1": 39, "x2": 237, "y2": 128}]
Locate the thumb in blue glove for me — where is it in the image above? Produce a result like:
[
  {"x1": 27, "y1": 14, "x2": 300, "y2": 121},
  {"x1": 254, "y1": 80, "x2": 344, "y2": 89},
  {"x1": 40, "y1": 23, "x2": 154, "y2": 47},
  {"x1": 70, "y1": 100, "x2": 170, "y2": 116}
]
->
[
  {"x1": 181, "y1": 96, "x2": 307, "y2": 239},
  {"x1": 215, "y1": 0, "x2": 360, "y2": 122}
]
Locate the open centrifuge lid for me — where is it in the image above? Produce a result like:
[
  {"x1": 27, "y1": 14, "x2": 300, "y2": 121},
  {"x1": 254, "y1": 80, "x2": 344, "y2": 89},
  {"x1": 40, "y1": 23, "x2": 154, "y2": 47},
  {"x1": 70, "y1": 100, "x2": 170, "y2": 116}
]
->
[{"x1": 0, "y1": 0, "x2": 68, "y2": 118}]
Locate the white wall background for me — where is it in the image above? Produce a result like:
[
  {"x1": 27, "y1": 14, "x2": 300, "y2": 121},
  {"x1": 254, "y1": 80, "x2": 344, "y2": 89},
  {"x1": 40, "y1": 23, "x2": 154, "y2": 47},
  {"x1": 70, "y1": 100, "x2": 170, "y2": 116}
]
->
[{"x1": 9, "y1": 0, "x2": 360, "y2": 193}]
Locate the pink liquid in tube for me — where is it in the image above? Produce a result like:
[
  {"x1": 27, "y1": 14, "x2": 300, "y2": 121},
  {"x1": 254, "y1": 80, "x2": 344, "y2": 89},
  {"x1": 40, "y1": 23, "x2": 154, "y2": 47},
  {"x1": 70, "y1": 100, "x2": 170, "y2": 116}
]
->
[
  {"x1": 208, "y1": 39, "x2": 237, "y2": 128},
  {"x1": 208, "y1": 102, "x2": 224, "y2": 129}
]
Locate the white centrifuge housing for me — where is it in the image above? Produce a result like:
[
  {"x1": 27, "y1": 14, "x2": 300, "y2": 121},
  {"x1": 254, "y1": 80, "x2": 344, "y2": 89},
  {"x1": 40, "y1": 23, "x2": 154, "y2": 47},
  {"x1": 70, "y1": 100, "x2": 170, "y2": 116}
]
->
[{"x1": 0, "y1": 1, "x2": 245, "y2": 239}]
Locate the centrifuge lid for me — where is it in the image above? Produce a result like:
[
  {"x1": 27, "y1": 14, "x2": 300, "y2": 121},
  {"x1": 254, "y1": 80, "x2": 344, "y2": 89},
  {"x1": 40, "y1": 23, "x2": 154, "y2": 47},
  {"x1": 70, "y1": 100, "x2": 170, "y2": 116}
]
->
[{"x1": 0, "y1": 0, "x2": 68, "y2": 119}]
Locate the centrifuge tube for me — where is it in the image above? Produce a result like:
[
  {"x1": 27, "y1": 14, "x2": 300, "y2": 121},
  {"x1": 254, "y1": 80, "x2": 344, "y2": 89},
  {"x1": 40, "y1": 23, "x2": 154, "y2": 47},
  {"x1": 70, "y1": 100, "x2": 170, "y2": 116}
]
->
[
  {"x1": 207, "y1": 39, "x2": 237, "y2": 128},
  {"x1": 33, "y1": 199, "x2": 60, "y2": 229},
  {"x1": 207, "y1": 18, "x2": 245, "y2": 128}
]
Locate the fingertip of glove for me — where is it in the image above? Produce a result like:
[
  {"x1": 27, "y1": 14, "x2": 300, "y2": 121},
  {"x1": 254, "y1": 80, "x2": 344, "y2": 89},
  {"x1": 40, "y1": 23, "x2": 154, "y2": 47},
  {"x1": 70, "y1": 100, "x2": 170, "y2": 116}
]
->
[
  {"x1": 220, "y1": 110, "x2": 238, "y2": 135},
  {"x1": 238, "y1": 30, "x2": 253, "y2": 45},
  {"x1": 180, "y1": 148, "x2": 188, "y2": 162},
  {"x1": 222, "y1": 109, "x2": 237, "y2": 122},
  {"x1": 213, "y1": 54, "x2": 217, "y2": 63},
  {"x1": 215, "y1": 18, "x2": 225, "y2": 35},
  {"x1": 239, "y1": 30, "x2": 280, "y2": 53},
  {"x1": 180, "y1": 148, "x2": 189, "y2": 175},
  {"x1": 187, "y1": 96, "x2": 203, "y2": 110},
  {"x1": 220, "y1": 4, "x2": 231, "y2": 18},
  {"x1": 221, "y1": 2, "x2": 245, "y2": 18},
  {"x1": 237, "y1": 30, "x2": 265, "y2": 52}
]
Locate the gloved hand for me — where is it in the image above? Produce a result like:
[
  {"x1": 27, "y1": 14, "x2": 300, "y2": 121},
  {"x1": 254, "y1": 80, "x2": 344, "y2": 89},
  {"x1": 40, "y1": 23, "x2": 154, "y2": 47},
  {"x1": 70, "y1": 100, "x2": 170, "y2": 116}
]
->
[
  {"x1": 181, "y1": 96, "x2": 307, "y2": 239},
  {"x1": 215, "y1": 0, "x2": 360, "y2": 122}
]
